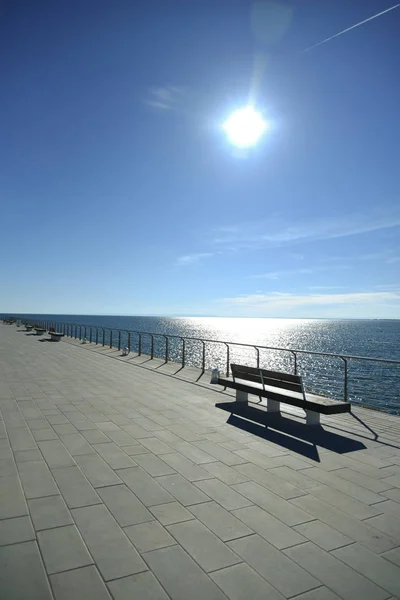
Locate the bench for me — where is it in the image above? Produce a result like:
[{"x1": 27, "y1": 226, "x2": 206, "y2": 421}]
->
[
  {"x1": 218, "y1": 364, "x2": 351, "y2": 425},
  {"x1": 34, "y1": 328, "x2": 46, "y2": 336},
  {"x1": 49, "y1": 332, "x2": 64, "y2": 342}
]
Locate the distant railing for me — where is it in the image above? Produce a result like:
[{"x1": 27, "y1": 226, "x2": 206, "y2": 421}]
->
[{"x1": 22, "y1": 318, "x2": 400, "y2": 412}]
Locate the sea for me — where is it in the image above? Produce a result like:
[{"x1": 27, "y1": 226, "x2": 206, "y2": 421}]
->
[{"x1": 4, "y1": 315, "x2": 400, "y2": 415}]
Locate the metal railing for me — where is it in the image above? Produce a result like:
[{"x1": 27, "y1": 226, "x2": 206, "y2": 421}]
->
[{"x1": 22, "y1": 318, "x2": 400, "y2": 413}]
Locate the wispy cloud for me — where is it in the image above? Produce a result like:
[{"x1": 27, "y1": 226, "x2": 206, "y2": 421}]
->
[
  {"x1": 212, "y1": 209, "x2": 400, "y2": 251},
  {"x1": 175, "y1": 252, "x2": 213, "y2": 267},
  {"x1": 146, "y1": 86, "x2": 183, "y2": 110},
  {"x1": 250, "y1": 264, "x2": 350, "y2": 280},
  {"x1": 219, "y1": 290, "x2": 400, "y2": 311}
]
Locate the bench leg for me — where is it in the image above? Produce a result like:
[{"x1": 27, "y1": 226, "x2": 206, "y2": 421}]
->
[
  {"x1": 305, "y1": 410, "x2": 320, "y2": 426},
  {"x1": 236, "y1": 390, "x2": 248, "y2": 403},
  {"x1": 267, "y1": 399, "x2": 280, "y2": 413}
]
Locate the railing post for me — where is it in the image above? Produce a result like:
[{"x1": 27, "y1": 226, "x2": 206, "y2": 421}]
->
[
  {"x1": 118, "y1": 330, "x2": 121, "y2": 351},
  {"x1": 181, "y1": 338, "x2": 186, "y2": 368},
  {"x1": 138, "y1": 334, "x2": 142, "y2": 356},
  {"x1": 342, "y1": 357, "x2": 349, "y2": 402},
  {"x1": 201, "y1": 341, "x2": 206, "y2": 371},
  {"x1": 128, "y1": 332, "x2": 131, "y2": 351},
  {"x1": 79, "y1": 325, "x2": 82, "y2": 340},
  {"x1": 110, "y1": 329, "x2": 113, "y2": 349},
  {"x1": 89, "y1": 327, "x2": 92, "y2": 343},
  {"x1": 165, "y1": 336, "x2": 169, "y2": 363},
  {"x1": 224, "y1": 342, "x2": 230, "y2": 376},
  {"x1": 95, "y1": 327, "x2": 98, "y2": 345},
  {"x1": 255, "y1": 346, "x2": 260, "y2": 369},
  {"x1": 102, "y1": 328, "x2": 105, "y2": 346},
  {"x1": 150, "y1": 334, "x2": 154, "y2": 359},
  {"x1": 84, "y1": 326, "x2": 87, "y2": 340},
  {"x1": 290, "y1": 351, "x2": 298, "y2": 375}
]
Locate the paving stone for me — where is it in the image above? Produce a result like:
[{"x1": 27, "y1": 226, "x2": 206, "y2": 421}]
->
[
  {"x1": 235, "y1": 462, "x2": 306, "y2": 499},
  {"x1": 46, "y1": 414, "x2": 69, "y2": 425},
  {"x1": 309, "y1": 484, "x2": 382, "y2": 520},
  {"x1": 382, "y1": 547, "x2": 400, "y2": 567},
  {"x1": 0, "y1": 540, "x2": 53, "y2": 599},
  {"x1": 81, "y1": 429, "x2": 111, "y2": 443},
  {"x1": 143, "y1": 544, "x2": 227, "y2": 600},
  {"x1": 25, "y1": 418, "x2": 49, "y2": 430},
  {"x1": 202, "y1": 460, "x2": 250, "y2": 485},
  {"x1": 117, "y1": 467, "x2": 175, "y2": 506},
  {"x1": 365, "y1": 513, "x2": 400, "y2": 540},
  {"x1": 107, "y1": 571, "x2": 170, "y2": 599},
  {"x1": 0, "y1": 456, "x2": 17, "y2": 476},
  {"x1": 232, "y1": 481, "x2": 312, "y2": 524},
  {"x1": 97, "y1": 484, "x2": 153, "y2": 526},
  {"x1": 51, "y1": 465, "x2": 101, "y2": 508},
  {"x1": 285, "y1": 541, "x2": 389, "y2": 600},
  {"x1": 75, "y1": 452, "x2": 122, "y2": 487},
  {"x1": 193, "y1": 440, "x2": 249, "y2": 466},
  {"x1": 210, "y1": 562, "x2": 286, "y2": 600},
  {"x1": 32, "y1": 427, "x2": 59, "y2": 441},
  {"x1": 294, "y1": 519, "x2": 353, "y2": 551},
  {"x1": 303, "y1": 467, "x2": 384, "y2": 505},
  {"x1": 167, "y1": 518, "x2": 241, "y2": 572},
  {"x1": 14, "y1": 449, "x2": 43, "y2": 462},
  {"x1": 37, "y1": 524, "x2": 93, "y2": 575},
  {"x1": 28, "y1": 495, "x2": 73, "y2": 530},
  {"x1": 159, "y1": 452, "x2": 212, "y2": 481},
  {"x1": 8, "y1": 426, "x2": 37, "y2": 450},
  {"x1": 171, "y1": 441, "x2": 216, "y2": 464},
  {"x1": 189, "y1": 501, "x2": 253, "y2": 541},
  {"x1": 59, "y1": 432, "x2": 96, "y2": 455},
  {"x1": 268, "y1": 465, "x2": 320, "y2": 490},
  {"x1": 134, "y1": 452, "x2": 176, "y2": 476},
  {"x1": 150, "y1": 501, "x2": 195, "y2": 525},
  {"x1": 293, "y1": 588, "x2": 342, "y2": 600},
  {"x1": 121, "y1": 424, "x2": 154, "y2": 439},
  {"x1": 52, "y1": 423, "x2": 77, "y2": 435},
  {"x1": 50, "y1": 565, "x2": 112, "y2": 600},
  {"x1": 72, "y1": 504, "x2": 147, "y2": 581},
  {"x1": 37, "y1": 439, "x2": 76, "y2": 468},
  {"x1": 333, "y1": 543, "x2": 400, "y2": 598},
  {"x1": 103, "y1": 429, "x2": 137, "y2": 446},
  {"x1": 372, "y1": 499, "x2": 400, "y2": 517},
  {"x1": 232, "y1": 505, "x2": 306, "y2": 549},
  {"x1": 18, "y1": 459, "x2": 59, "y2": 499},
  {"x1": 292, "y1": 493, "x2": 399, "y2": 553},
  {"x1": 156, "y1": 473, "x2": 211, "y2": 506},
  {"x1": 194, "y1": 478, "x2": 252, "y2": 510},
  {"x1": 229, "y1": 534, "x2": 319, "y2": 597},
  {"x1": 96, "y1": 421, "x2": 121, "y2": 431},
  {"x1": 0, "y1": 515, "x2": 35, "y2": 546},
  {"x1": 122, "y1": 444, "x2": 150, "y2": 456},
  {"x1": 125, "y1": 520, "x2": 176, "y2": 552},
  {"x1": 92, "y1": 442, "x2": 137, "y2": 469}
]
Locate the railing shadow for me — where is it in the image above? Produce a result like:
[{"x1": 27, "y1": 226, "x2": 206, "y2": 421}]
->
[{"x1": 215, "y1": 401, "x2": 366, "y2": 461}]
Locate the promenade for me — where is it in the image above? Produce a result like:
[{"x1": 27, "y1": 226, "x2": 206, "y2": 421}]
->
[{"x1": 1, "y1": 323, "x2": 400, "y2": 599}]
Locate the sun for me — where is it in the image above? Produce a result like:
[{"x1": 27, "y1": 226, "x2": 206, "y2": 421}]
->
[{"x1": 223, "y1": 106, "x2": 267, "y2": 148}]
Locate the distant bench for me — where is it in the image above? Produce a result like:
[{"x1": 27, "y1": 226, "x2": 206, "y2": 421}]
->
[
  {"x1": 218, "y1": 363, "x2": 351, "y2": 425},
  {"x1": 49, "y1": 332, "x2": 64, "y2": 342}
]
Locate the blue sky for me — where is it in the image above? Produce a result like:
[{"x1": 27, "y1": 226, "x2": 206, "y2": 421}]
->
[{"x1": 1, "y1": 0, "x2": 399, "y2": 318}]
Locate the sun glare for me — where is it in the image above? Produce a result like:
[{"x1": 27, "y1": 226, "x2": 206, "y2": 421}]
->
[{"x1": 223, "y1": 106, "x2": 267, "y2": 148}]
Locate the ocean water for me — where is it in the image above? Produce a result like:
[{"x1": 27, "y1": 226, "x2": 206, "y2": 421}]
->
[{"x1": 5, "y1": 315, "x2": 400, "y2": 414}]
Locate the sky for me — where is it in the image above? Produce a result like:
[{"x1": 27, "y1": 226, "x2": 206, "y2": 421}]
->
[{"x1": 1, "y1": 0, "x2": 399, "y2": 318}]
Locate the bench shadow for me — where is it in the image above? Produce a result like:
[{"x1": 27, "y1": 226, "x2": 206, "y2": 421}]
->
[{"x1": 216, "y1": 401, "x2": 366, "y2": 461}]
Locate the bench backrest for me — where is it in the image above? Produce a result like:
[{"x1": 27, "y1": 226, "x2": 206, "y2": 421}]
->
[{"x1": 231, "y1": 364, "x2": 304, "y2": 396}]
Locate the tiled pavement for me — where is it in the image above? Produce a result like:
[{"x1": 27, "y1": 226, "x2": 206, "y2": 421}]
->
[{"x1": 1, "y1": 324, "x2": 400, "y2": 600}]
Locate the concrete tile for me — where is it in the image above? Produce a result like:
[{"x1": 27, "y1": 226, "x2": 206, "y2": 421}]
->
[
  {"x1": 0, "y1": 456, "x2": 17, "y2": 476},
  {"x1": 235, "y1": 462, "x2": 306, "y2": 499},
  {"x1": 139, "y1": 437, "x2": 174, "y2": 454},
  {"x1": 121, "y1": 424, "x2": 154, "y2": 439},
  {"x1": 38, "y1": 439, "x2": 76, "y2": 468},
  {"x1": 172, "y1": 441, "x2": 216, "y2": 464},
  {"x1": 97, "y1": 484, "x2": 153, "y2": 527},
  {"x1": 75, "y1": 453, "x2": 122, "y2": 488},
  {"x1": 51, "y1": 466, "x2": 101, "y2": 508},
  {"x1": 292, "y1": 494, "x2": 398, "y2": 554},
  {"x1": 193, "y1": 440, "x2": 248, "y2": 466},
  {"x1": 232, "y1": 481, "x2": 313, "y2": 526},
  {"x1": 32, "y1": 427, "x2": 59, "y2": 441},
  {"x1": 0, "y1": 515, "x2": 35, "y2": 546},
  {"x1": 268, "y1": 466, "x2": 322, "y2": 490},
  {"x1": 125, "y1": 520, "x2": 176, "y2": 552},
  {"x1": 117, "y1": 467, "x2": 175, "y2": 506},
  {"x1": 229, "y1": 534, "x2": 318, "y2": 597},
  {"x1": 134, "y1": 453, "x2": 176, "y2": 477},
  {"x1": 52, "y1": 423, "x2": 77, "y2": 435},
  {"x1": 195, "y1": 479, "x2": 253, "y2": 510},
  {"x1": 189, "y1": 501, "x2": 253, "y2": 541},
  {"x1": 232, "y1": 505, "x2": 306, "y2": 550},
  {"x1": 143, "y1": 544, "x2": 227, "y2": 600},
  {"x1": 37, "y1": 524, "x2": 93, "y2": 575},
  {"x1": 107, "y1": 571, "x2": 169, "y2": 600},
  {"x1": 8, "y1": 426, "x2": 37, "y2": 450},
  {"x1": 294, "y1": 520, "x2": 353, "y2": 551},
  {"x1": 167, "y1": 518, "x2": 241, "y2": 572},
  {"x1": 293, "y1": 589, "x2": 342, "y2": 600},
  {"x1": 96, "y1": 421, "x2": 121, "y2": 431},
  {"x1": 81, "y1": 429, "x2": 111, "y2": 443},
  {"x1": 103, "y1": 430, "x2": 137, "y2": 446},
  {"x1": 150, "y1": 501, "x2": 195, "y2": 525},
  {"x1": 28, "y1": 495, "x2": 73, "y2": 531},
  {"x1": 156, "y1": 473, "x2": 211, "y2": 506},
  {"x1": 27, "y1": 418, "x2": 49, "y2": 430},
  {"x1": 303, "y1": 467, "x2": 384, "y2": 505},
  {"x1": 365, "y1": 513, "x2": 400, "y2": 540},
  {"x1": 285, "y1": 541, "x2": 389, "y2": 600},
  {"x1": 161, "y1": 452, "x2": 213, "y2": 481},
  {"x1": 92, "y1": 442, "x2": 137, "y2": 469},
  {"x1": 59, "y1": 432, "x2": 96, "y2": 455},
  {"x1": 0, "y1": 540, "x2": 53, "y2": 599},
  {"x1": 72, "y1": 504, "x2": 147, "y2": 581},
  {"x1": 14, "y1": 449, "x2": 43, "y2": 462},
  {"x1": 333, "y1": 543, "x2": 400, "y2": 598},
  {"x1": 203, "y1": 461, "x2": 250, "y2": 485},
  {"x1": 309, "y1": 484, "x2": 382, "y2": 520},
  {"x1": 50, "y1": 566, "x2": 112, "y2": 600},
  {"x1": 123, "y1": 444, "x2": 150, "y2": 456},
  {"x1": 382, "y1": 547, "x2": 400, "y2": 567},
  {"x1": 18, "y1": 459, "x2": 59, "y2": 499},
  {"x1": 210, "y1": 562, "x2": 285, "y2": 600}
]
